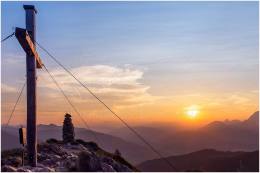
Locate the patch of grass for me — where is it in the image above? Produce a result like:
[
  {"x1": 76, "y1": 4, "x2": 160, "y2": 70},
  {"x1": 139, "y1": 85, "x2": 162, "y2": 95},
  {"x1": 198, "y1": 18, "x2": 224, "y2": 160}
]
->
[
  {"x1": 75, "y1": 139, "x2": 138, "y2": 170},
  {"x1": 1, "y1": 148, "x2": 23, "y2": 158},
  {"x1": 95, "y1": 148, "x2": 139, "y2": 171},
  {"x1": 75, "y1": 139, "x2": 100, "y2": 151},
  {"x1": 1, "y1": 148, "x2": 26, "y2": 167},
  {"x1": 46, "y1": 138, "x2": 64, "y2": 144},
  {"x1": 113, "y1": 155, "x2": 139, "y2": 171},
  {"x1": 70, "y1": 140, "x2": 79, "y2": 145},
  {"x1": 95, "y1": 148, "x2": 113, "y2": 158}
]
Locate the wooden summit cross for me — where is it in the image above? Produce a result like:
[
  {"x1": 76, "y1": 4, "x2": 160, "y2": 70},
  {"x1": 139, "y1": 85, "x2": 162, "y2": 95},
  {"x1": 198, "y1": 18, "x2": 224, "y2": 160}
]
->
[{"x1": 15, "y1": 5, "x2": 43, "y2": 167}]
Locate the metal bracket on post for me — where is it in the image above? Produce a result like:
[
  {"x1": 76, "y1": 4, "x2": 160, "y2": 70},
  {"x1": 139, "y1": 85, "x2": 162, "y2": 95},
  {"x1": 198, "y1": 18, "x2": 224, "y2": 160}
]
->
[{"x1": 19, "y1": 127, "x2": 26, "y2": 166}]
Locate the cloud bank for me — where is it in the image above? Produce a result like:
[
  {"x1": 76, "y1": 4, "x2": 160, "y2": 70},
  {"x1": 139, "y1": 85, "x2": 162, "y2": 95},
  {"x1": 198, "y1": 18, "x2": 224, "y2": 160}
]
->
[{"x1": 38, "y1": 65, "x2": 159, "y2": 108}]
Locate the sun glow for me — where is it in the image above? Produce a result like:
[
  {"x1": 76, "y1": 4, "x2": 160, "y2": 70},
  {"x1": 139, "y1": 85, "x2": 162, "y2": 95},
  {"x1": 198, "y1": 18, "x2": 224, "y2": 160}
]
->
[{"x1": 185, "y1": 105, "x2": 200, "y2": 119}]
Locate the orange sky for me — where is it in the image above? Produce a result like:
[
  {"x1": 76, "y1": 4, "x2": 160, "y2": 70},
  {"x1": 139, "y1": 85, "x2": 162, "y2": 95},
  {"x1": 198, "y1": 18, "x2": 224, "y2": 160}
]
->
[{"x1": 1, "y1": 80, "x2": 258, "y2": 129}]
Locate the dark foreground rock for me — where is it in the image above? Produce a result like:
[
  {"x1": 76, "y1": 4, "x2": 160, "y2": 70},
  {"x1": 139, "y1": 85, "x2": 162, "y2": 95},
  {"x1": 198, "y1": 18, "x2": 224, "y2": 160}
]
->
[{"x1": 1, "y1": 139, "x2": 138, "y2": 172}]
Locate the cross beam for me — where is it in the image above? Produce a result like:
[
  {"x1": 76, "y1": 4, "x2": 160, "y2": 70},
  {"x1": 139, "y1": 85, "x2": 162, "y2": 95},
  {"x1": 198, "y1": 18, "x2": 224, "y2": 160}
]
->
[{"x1": 15, "y1": 27, "x2": 43, "y2": 68}]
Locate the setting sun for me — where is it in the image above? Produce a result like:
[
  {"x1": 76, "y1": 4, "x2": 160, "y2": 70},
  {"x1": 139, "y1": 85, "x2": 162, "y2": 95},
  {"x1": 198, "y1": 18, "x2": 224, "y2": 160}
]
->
[
  {"x1": 186, "y1": 105, "x2": 200, "y2": 119},
  {"x1": 187, "y1": 110, "x2": 198, "y2": 118}
]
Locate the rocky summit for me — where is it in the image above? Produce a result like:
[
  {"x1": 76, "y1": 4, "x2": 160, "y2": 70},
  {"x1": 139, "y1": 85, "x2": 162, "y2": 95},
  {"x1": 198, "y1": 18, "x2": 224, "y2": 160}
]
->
[{"x1": 1, "y1": 139, "x2": 138, "y2": 172}]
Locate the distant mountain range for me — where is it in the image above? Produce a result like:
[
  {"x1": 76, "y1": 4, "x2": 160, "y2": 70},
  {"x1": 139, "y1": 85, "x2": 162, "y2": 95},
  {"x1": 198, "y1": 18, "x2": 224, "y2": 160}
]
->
[
  {"x1": 1, "y1": 124, "x2": 154, "y2": 164},
  {"x1": 2, "y1": 111, "x2": 259, "y2": 165},
  {"x1": 137, "y1": 149, "x2": 259, "y2": 172},
  {"x1": 108, "y1": 111, "x2": 259, "y2": 157}
]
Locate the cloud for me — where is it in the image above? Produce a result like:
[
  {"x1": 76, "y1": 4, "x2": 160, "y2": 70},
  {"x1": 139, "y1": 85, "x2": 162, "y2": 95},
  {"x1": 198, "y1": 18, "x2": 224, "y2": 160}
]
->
[
  {"x1": 201, "y1": 91, "x2": 257, "y2": 109},
  {"x1": 38, "y1": 65, "x2": 159, "y2": 108},
  {"x1": 1, "y1": 83, "x2": 17, "y2": 93},
  {"x1": 1, "y1": 53, "x2": 24, "y2": 65},
  {"x1": 228, "y1": 94, "x2": 250, "y2": 105}
]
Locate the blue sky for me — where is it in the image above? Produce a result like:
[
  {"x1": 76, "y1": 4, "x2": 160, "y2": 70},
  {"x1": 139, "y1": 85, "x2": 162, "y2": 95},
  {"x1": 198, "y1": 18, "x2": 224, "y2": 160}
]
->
[{"x1": 1, "y1": 2, "x2": 259, "y2": 127}]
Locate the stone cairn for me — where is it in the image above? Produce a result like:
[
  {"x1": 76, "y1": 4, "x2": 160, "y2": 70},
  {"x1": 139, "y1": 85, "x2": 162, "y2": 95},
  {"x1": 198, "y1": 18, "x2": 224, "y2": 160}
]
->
[{"x1": 62, "y1": 113, "x2": 75, "y2": 143}]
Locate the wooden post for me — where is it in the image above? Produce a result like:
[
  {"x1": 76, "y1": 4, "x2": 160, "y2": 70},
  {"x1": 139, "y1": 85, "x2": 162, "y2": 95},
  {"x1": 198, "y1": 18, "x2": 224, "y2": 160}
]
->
[{"x1": 24, "y1": 5, "x2": 37, "y2": 167}]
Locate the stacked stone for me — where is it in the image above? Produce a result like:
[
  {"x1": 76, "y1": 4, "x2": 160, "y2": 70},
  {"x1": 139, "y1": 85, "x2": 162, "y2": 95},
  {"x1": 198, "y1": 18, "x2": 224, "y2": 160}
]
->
[{"x1": 62, "y1": 113, "x2": 75, "y2": 143}]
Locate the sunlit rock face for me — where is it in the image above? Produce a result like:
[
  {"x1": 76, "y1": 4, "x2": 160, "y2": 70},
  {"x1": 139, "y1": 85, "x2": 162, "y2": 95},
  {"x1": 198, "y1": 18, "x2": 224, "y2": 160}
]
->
[{"x1": 1, "y1": 139, "x2": 137, "y2": 172}]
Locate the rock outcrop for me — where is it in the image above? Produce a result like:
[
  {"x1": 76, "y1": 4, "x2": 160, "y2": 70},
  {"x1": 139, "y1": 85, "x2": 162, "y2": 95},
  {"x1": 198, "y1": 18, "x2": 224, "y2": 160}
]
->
[{"x1": 1, "y1": 139, "x2": 137, "y2": 172}]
